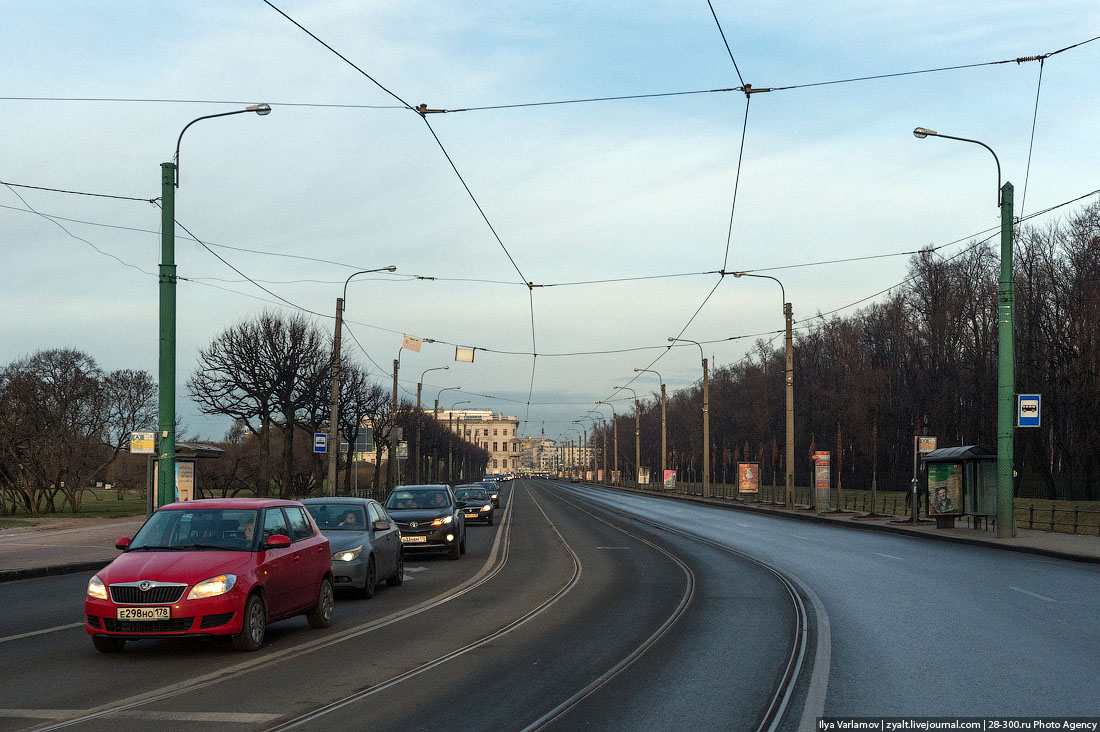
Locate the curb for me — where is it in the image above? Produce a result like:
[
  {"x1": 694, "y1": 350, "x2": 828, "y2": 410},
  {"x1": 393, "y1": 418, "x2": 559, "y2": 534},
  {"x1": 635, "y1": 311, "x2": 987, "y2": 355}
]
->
[
  {"x1": 577, "y1": 483, "x2": 1100, "y2": 565},
  {"x1": 0, "y1": 560, "x2": 110, "y2": 584}
]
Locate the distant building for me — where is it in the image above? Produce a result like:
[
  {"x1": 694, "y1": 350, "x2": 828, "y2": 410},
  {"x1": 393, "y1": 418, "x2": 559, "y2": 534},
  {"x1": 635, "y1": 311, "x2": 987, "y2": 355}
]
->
[{"x1": 437, "y1": 409, "x2": 520, "y2": 475}]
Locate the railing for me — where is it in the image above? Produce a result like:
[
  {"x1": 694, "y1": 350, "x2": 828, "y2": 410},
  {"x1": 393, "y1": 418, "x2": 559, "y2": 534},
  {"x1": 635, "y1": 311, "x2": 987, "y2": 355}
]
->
[{"x1": 664, "y1": 482, "x2": 1100, "y2": 536}]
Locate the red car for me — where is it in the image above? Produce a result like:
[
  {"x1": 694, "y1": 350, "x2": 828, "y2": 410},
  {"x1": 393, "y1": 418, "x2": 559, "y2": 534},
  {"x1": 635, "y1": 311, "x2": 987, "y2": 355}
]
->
[{"x1": 85, "y1": 498, "x2": 333, "y2": 653}]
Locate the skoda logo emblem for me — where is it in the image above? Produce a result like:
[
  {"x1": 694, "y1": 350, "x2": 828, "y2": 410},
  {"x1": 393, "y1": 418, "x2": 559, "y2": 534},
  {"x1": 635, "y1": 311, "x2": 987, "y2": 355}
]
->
[
  {"x1": 139, "y1": 581, "x2": 152, "y2": 592},
  {"x1": 410, "y1": 522, "x2": 419, "y2": 528}
]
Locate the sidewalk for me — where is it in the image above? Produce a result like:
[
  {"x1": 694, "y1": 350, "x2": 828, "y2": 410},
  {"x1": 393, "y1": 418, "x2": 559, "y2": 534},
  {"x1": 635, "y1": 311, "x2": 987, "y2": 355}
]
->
[
  {"x1": 591, "y1": 483, "x2": 1100, "y2": 564},
  {"x1": 0, "y1": 516, "x2": 146, "y2": 582}
]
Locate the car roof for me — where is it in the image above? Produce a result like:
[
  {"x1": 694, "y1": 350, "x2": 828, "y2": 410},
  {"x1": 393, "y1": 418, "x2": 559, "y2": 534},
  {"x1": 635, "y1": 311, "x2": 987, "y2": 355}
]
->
[
  {"x1": 159, "y1": 498, "x2": 302, "y2": 510},
  {"x1": 299, "y1": 497, "x2": 374, "y2": 505},
  {"x1": 392, "y1": 485, "x2": 449, "y2": 491}
]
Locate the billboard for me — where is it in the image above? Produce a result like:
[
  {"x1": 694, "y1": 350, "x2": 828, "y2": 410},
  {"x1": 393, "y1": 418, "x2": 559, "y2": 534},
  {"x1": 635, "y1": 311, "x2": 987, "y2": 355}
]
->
[
  {"x1": 663, "y1": 470, "x2": 677, "y2": 489},
  {"x1": 737, "y1": 463, "x2": 760, "y2": 494}
]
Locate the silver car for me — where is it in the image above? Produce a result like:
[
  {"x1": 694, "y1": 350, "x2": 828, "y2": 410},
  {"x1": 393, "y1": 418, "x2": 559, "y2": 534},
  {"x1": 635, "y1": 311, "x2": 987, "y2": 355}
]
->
[{"x1": 301, "y1": 498, "x2": 403, "y2": 598}]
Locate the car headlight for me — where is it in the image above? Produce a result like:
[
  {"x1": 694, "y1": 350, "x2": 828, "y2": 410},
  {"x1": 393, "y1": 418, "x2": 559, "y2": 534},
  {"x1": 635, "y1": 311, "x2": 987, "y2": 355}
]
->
[
  {"x1": 87, "y1": 575, "x2": 108, "y2": 600},
  {"x1": 431, "y1": 515, "x2": 453, "y2": 526},
  {"x1": 333, "y1": 546, "x2": 363, "y2": 562},
  {"x1": 186, "y1": 574, "x2": 237, "y2": 600},
  {"x1": 480, "y1": 504, "x2": 492, "y2": 512}
]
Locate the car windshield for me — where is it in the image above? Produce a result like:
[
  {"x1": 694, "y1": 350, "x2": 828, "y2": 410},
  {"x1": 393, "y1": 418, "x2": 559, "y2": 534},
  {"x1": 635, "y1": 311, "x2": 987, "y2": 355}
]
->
[
  {"x1": 129, "y1": 508, "x2": 261, "y2": 551},
  {"x1": 305, "y1": 504, "x2": 367, "y2": 530},
  {"x1": 456, "y1": 489, "x2": 488, "y2": 501},
  {"x1": 385, "y1": 490, "x2": 450, "y2": 510}
]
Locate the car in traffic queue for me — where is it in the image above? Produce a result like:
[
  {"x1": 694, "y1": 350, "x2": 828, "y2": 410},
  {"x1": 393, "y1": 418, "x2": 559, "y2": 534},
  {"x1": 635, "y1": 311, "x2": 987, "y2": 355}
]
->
[
  {"x1": 463, "y1": 480, "x2": 500, "y2": 508},
  {"x1": 383, "y1": 485, "x2": 466, "y2": 560},
  {"x1": 85, "y1": 498, "x2": 334, "y2": 653},
  {"x1": 300, "y1": 497, "x2": 403, "y2": 598},
  {"x1": 454, "y1": 486, "x2": 494, "y2": 525}
]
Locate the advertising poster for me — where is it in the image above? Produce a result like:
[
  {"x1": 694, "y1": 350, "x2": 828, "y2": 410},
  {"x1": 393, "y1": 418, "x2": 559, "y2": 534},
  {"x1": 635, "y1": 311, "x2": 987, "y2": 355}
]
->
[
  {"x1": 927, "y1": 462, "x2": 963, "y2": 515},
  {"x1": 663, "y1": 470, "x2": 677, "y2": 489},
  {"x1": 176, "y1": 461, "x2": 195, "y2": 502},
  {"x1": 638, "y1": 468, "x2": 650, "y2": 485},
  {"x1": 813, "y1": 451, "x2": 831, "y2": 512},
  {"x1": 737, "y1": 463, "x2": 760, "y2": 494}
]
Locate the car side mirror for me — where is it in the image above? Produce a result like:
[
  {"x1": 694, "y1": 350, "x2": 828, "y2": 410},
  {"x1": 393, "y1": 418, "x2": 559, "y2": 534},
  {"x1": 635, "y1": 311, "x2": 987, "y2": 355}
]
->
[
  {"x1": 373, "y1": 520, "x2": 390, "y2": 532},
  {"x1": 455, "y1": 501, "x2": 467, "y2": 509},
  {"x1": 115, "y1": 537, "x2": 131, "y2": 551},
  {"x1": 264, "y1": 534, "x2": 291, "y2": 549}
]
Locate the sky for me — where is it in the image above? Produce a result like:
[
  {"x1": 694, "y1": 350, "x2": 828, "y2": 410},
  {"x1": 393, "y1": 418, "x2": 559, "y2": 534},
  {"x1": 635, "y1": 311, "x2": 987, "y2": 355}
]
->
[{"x1": 2, "y1": 1, "x2": 1098, "y2": 443}]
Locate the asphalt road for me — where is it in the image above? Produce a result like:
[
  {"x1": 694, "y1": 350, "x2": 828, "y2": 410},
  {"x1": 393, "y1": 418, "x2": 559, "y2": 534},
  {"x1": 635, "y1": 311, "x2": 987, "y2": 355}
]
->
[{"x1": 2, "y1": 479, "x2": 1097, "y2": 732}]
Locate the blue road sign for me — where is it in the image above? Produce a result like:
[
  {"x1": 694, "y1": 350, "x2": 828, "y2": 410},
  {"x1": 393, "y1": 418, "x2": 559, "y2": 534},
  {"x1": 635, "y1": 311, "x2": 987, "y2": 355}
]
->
[
  {"x1": 313, "y1": 433, "x2": 328, "y2": 453},
  {"x1": 1017, "y1": 394, "x2": 1041, "y2": 427}
]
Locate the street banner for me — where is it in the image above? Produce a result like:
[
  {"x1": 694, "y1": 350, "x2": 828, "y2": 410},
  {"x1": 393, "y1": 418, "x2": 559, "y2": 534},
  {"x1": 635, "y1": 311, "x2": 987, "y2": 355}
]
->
[
  {"x1": 130, "y1": 431, "x2": 156, "y2": 455},
  {"x1": 402, "y1": 334, "x2": 422, "y2": 352},
  {"x1": 738, "y1": 462, "x2": 760, "y2": 494},
  {"x1": 663, "y1": 470, "x2": 677, "y2": 489},
  {"x1": 813, "y1": 451, "x2": 831, "y2": 512},
  {"x1": 455, "y1": 346, "x2": 475, "y2": 363}
]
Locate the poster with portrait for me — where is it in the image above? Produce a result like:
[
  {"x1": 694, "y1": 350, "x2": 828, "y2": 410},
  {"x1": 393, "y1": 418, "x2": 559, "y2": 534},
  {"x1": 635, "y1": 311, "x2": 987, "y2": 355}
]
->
[{"x1": 927, "y1": 461, "x2": 963, "y2": 516}]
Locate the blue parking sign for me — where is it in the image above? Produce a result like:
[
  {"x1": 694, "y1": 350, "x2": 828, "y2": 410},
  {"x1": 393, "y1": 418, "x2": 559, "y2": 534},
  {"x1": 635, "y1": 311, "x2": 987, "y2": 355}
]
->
[
  {"x1": 1017, "y1": 394, "x2": 1040, "y2": 427},
  {"x1": 313, "y1": 433, "x2": 328, "y2": 453}
]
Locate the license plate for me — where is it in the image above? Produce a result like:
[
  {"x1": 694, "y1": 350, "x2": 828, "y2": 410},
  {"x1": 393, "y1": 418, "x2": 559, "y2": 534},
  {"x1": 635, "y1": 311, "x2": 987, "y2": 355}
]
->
[
  {"x1": 401, "y1": 535, "x2": 426, "y2": 543},
  {"x1": 464, "y1": 512, "x2": 479, "y2": 519},
  {"x1": 116, "y1": 606, "x2": 170, "y2": 621}
]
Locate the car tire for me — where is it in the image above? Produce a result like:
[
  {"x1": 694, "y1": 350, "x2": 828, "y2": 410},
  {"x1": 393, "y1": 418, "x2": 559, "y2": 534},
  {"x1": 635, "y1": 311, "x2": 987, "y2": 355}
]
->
[
  {"x1": 232, "y1": 594, "x2": 266, "y2": 652},
  {"x1": 307, "y1": 577, "x2": 335, "y2": 629},
  {"x1": 92, "y1": 636, "x2": 126, "y2": 653},
  {"x1": 460, "y1": 532, "x2": 466, "y2": 555},
  {"x1": 356, "y1": 557, "x2": 377, "y2": 600},
  {"x1": 485, "y1": 514, "x2": 493, "y2": 526},
  {"x1": 448, "y1": 539, "x2": 460, "y2": 560},
  {"x1": 386, "y1": 550, "x2": 404, "y2": 587}
]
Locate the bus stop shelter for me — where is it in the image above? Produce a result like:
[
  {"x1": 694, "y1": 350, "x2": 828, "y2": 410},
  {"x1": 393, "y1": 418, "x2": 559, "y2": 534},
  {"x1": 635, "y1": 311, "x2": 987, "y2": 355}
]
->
[{"x1": 922, "y1": 444, "x2": 997, "y2": 529}]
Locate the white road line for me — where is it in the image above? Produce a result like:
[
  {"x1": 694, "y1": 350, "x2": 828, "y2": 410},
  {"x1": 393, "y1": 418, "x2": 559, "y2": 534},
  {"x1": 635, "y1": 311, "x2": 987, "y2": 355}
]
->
[
  {"x1": 875, "y1": 552, "x2": 904, "y2": 560},
  {"x1": 0, "y1": 622, "x2": 83, "y2": 644},
  {"x1": 596, "y1": 546, "x2": 629, "y2": 550},
  {"x1": 403, "y1": 566, "x2": 427, "y2": 573},
  {"x1": 0, "y1": 709, "x2": 280, "y2": 723},
  {"x1": 1009, "y1": 586, "x2": 1057, "y2": 602}
]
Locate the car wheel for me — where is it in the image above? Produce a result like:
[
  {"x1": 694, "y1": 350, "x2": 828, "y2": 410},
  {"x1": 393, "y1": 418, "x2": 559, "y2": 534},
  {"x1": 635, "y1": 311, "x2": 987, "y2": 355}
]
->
[
  {"x1": 307, "y1": 577, "x2": 335, "y2": 628},
  {"x1": 356, "y1": 557, "x2": 377, "y2": 599},
  {"x1": 386, "y1": 549, "x2": 404, "y2": 587},
  {"x1": 232, "y1": 594, "x2": 266, "y2": 651},
  {"x1": 460, "y1": 532, "x2": 467, "y2": 555},
  {"x1": 485, "y1": 514, "x2": 493, "y2": 526},
  {"x1": 92, "y1": 636, "x2": 126, "y2": 653},
  {"x1": 448, "y1": 539, "x2": 461, "y2": 560}
]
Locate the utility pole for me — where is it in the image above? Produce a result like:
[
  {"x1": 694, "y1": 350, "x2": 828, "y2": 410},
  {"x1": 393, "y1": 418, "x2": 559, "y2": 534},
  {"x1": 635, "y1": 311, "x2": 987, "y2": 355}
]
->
[{"x1": 327, "y1": 297, "x2": 344, "y2": 496}]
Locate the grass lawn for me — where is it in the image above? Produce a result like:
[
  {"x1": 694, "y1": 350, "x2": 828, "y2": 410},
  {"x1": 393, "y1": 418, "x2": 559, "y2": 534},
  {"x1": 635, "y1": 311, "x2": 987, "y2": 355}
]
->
[{"x1": 3, "y1": 490, "x2": 148, "y2": 519}]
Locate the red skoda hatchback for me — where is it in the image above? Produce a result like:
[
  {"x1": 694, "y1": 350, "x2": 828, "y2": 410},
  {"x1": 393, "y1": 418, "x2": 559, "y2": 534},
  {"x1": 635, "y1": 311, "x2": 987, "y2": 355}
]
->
[{"x1": 85, "y1": 498, "x2": 333, "y2": 653}]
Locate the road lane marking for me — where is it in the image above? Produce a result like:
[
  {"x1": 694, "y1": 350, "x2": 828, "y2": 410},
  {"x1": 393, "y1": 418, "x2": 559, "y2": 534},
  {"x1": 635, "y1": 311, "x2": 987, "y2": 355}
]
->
[
  {"x1": 875, "y1": 552, "x2": 904, "y2": 560},
  {"x1": 735, "y1": 522, "x2": 751, "y2": 527},
  {"x1": 0, "y1": 622, "x2": 83, "y2": 644},
  {"x1": 596, "y1": 546, "x2": 629, "y2": 550},
  {"x1": 403, "y1": 566, "x2": 427, "y2": 573},
  {"x1": 0, "y1": 710, "x2": 280, "y2": 723},
  {"x1": 1009, "y1": 586, "x2": 1057, "y2": 602}
]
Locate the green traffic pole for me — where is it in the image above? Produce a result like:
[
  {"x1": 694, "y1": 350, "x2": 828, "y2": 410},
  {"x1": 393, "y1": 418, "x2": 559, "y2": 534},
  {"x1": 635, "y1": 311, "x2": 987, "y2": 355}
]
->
[
  {"x1": 997, "y1": 181, "x2": 1015, "y2": 538},
  {"x1": 157, "y1": 161, "x2": 177, "y2": 509}
]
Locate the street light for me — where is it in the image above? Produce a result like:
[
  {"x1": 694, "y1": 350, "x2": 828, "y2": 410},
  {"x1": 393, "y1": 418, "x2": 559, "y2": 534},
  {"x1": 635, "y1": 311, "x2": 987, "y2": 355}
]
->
[
  {"x1": 634, "y1": 368, "x2": 666, "y2": 489},
  {"x1": 158, "y1": 103, "x2": 271, "y2": 509},
  {"x1": 668, "y1": 337, "x2": 710, "y2": 498},
  {"x1": 593, "y1": 401, "x2": 618, "y2": 484},
  {"x1": 614, "y1": 385, "x2": 642, "y2": 488},
  {"x1": 448, "y1": 399, "x2": 471, "y2": 483},
  {"x1": 415, "y1": 366, "x2": 449, "y2": 483},
  {"x1": 328, "y1": 266, "x2": 397, "y2": 496},
  {"x1": 915, "y1": 125, "x2": 1015, "y2": 537},
  {"x1": 730, "y1": 272, "x2": 794, "y2": 506}
]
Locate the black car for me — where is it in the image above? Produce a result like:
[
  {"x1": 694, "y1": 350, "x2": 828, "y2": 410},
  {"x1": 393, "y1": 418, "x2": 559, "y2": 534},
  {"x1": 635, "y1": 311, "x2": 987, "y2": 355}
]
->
[
  {"x1": 383, "y1": 485, "x2": 467, "y2": 560},
  {"x1": 465, "y1": 480, "x2": 500, "y2": 508},
  {"x1": 454, "y1": 487, "x2": 494, "y2": 525}
]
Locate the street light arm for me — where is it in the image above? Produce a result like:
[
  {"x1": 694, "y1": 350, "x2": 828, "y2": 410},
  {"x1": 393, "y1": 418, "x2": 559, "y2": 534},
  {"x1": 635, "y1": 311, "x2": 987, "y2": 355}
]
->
[
  {"x1": 174, "y1": 104, "x2": 271, "y2": 187},
  {"x1": 668, "y1": 336, "x2": 704, "y2": 365},
  {"x1": 343, "y1": 266, "x2": 398, "y2": 301},
  {"x1": 729, "y1": 272, "x2": 786, "y2": 310},
  {"x1": 913, "y1": 126, "x2": 1001, "y2": 206}
]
